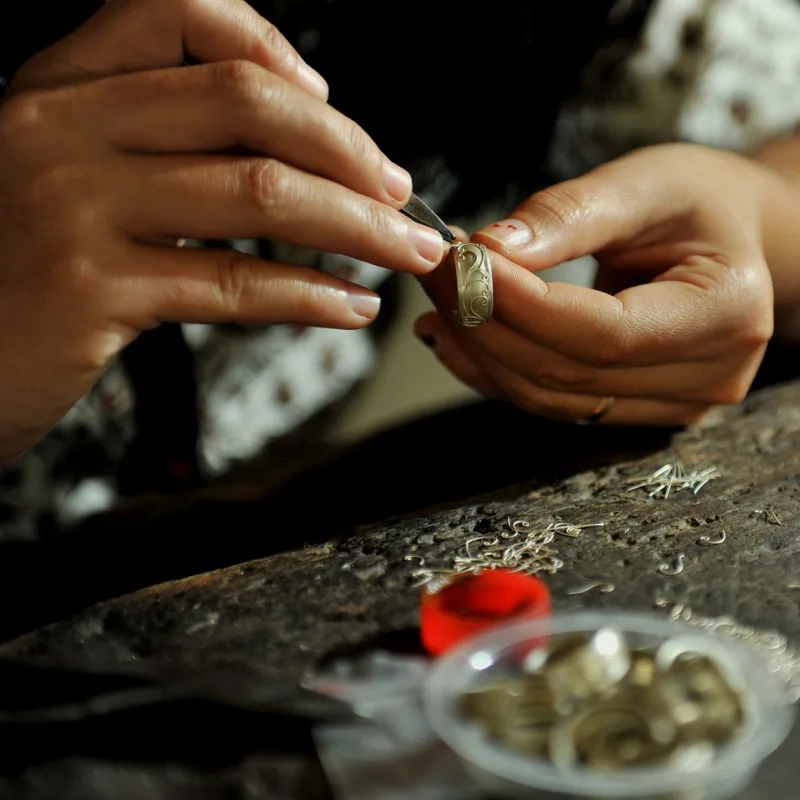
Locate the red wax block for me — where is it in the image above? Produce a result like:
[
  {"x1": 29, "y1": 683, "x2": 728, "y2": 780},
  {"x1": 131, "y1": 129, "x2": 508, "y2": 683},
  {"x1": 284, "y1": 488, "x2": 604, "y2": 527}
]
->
[{"x1": 421, "y1": 569, "x2": 551, "y2": 657}]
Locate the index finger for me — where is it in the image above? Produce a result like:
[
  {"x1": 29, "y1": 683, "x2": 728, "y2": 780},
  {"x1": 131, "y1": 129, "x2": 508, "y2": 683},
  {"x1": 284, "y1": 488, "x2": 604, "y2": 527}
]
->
[
  {"x1": 14, "y1": 0, "x2": 328, "y2": 99},
  {"x1": 478, "y1": 251, "x2": 765, "y2": 368}
]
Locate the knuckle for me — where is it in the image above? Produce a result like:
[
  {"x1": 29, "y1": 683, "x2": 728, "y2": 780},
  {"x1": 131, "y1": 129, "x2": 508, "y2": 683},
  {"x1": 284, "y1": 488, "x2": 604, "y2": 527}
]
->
[
  {"x1": 41, "y1": 251, "x2": 103, "y2": 302},
  {"x1": 260, "y1": 18, "x2": 295, "y2": 68},
  {"x1": 243, "y1": 158, "x2": 296, "y2": 219},
  {"x1": 526, "y1": 184, "x2": 588, "y2": 232},
  {"x1": 735, "y1": 317, "x2": 773, "y2": 350},
  {"x1": 724, "y1": 263, "x2": 774, "y2": 349},
  {"x1": 5, "y1": 160, "x2": 101, "y2": 240},
  {"x1": 58, "y1": 254, "x2": 99, "y2": 292},
  {"x1": 10, "y1": 163, "x2": 89, "y2": 226},
  {"x1": 530, "y1": 360, "x2": 595, "y2": 393},
  {"x1": 291, "y1": 282, "x2": 330, "y2": 321},
  {"x1": 340, "y1": 196, "x2": 396, "y2": 248},
  {"x1": 29, "y1": 163, "x2": 94, "y2": 210},
  {"x1": 736, "y1": 303, "x2": 774, "y2": 350},
  {"x1": 214, "y1": 249, "x2": 257, "y2": 304},
  {"x1": 584, "y1": 330, "x2": 631, "y2": 368},
  {"x1": 211, "y1": 59, "x2": 265, "y2": 104},
  {"x1": 362, "y1": 199, "x2": 396, "y2": 241},
  {"x1": 341, "y1": 119, "x2": 381, "y2": 174},
  {"x1": 0, "y1": 92, "x2": 49, "y2": 141}
]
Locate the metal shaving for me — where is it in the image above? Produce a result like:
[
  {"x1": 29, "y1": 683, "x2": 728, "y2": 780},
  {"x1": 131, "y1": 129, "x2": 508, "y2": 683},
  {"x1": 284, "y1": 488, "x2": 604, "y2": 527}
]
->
[
  {"x1": 627, "y1": 463, "x2": 719, "y2": 498},
  {"x1": 409, "y1": 518, "x2": 604, "y2": 588},
  {"x1": 657, "y1": 599, "x2": 800, "y2": 702}
]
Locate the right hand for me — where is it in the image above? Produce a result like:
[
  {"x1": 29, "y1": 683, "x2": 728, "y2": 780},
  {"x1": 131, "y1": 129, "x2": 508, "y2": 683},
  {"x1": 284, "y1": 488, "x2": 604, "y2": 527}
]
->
[{"x1": 0, "y1": 0, "x2": 445, "y2": 462}]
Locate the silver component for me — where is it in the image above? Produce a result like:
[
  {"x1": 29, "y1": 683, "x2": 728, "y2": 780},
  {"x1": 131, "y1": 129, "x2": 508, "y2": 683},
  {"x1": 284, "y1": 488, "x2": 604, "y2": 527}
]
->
[
  {"x1": 463, "y1": 624, "x2": 747, "y2": 775},
  {"x1": 550, "y1": 522, "x2": 605, "y2": 538},
  {"x1": 567, "y1": 582, "x2": 615, "y2": 596},
  {"x1": 453, "y1": 242, "x2": 494, "y2": 327},
  {"x1": 658, "y1": 554, "x2": 686, "y2": 576},
  {"x1": 627, "y1": 462, "x2": 719, "y2": 499}
]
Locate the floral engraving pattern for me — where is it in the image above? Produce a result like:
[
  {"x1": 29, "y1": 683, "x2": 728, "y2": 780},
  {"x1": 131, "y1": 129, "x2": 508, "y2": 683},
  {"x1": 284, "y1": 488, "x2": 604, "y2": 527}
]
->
[{"x1": 454, "y1": 243, "x2": 494, "y2": 327}]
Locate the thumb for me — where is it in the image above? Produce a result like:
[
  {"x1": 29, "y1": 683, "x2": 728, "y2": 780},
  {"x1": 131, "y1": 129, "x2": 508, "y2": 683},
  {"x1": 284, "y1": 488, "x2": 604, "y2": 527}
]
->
[{"x1": 471, "y1": 158, "x2": 686, "y2": 272}]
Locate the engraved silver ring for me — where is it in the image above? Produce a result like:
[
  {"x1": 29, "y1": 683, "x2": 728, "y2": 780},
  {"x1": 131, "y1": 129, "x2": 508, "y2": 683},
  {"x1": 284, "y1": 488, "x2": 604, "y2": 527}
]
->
[{"x1": 453, "y1": 242, "x2": 494, "y2": 327}]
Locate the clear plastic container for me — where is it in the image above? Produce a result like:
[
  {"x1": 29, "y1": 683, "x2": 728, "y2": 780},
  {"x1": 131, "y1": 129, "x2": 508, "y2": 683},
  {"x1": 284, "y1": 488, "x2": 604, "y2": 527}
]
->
[{"x1": 424, "y1": 610, "x2": 795, "y2": 799}]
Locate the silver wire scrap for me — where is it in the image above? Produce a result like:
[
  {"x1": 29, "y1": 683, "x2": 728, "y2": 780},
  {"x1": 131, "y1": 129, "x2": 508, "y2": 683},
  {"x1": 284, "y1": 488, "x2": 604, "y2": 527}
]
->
[
  {"x1": 626, "y1": 462, "x2": 719, "y2": 499},
  {"x1": 566, "y1": 582, "x2": 615, "y2": 596},
  {"x1": 698, "y1": 530, "x2": 726, "y2": 546},
  {"x1": 657, "y1": 554, "x2": 686, "y2": 576},
  {"x1": 408, "y1": 518, "x2": 604, "y2": 587}
]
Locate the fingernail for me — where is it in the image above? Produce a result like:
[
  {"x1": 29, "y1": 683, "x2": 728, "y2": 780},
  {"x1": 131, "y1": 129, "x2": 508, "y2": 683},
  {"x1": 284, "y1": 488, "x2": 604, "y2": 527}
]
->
[
  {"x1": 481, "y1": 218, "x2": 532, "y2": 249},
  {"x1": 383, "y1": 159, "x2": 413, "y2": 203},
  {"x1": 420, "y1": 334, "x2": 436, "y2": 349},
  {"x1": 348, "y1": 292, "x2": 381, "y2": 321},
  {"x1": 410, "y1": 224, "x2": 444, "y2": 266},
  {"x1": 297, "y1": 62, "x2": 329, "y2": 100}
]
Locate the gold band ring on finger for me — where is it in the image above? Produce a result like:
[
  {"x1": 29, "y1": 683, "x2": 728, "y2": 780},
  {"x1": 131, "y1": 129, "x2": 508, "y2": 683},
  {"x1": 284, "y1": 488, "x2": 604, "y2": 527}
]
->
[
  {"x1": 453, "y1": 242, "x2": 494, "y2": 327},
  {"x1": 576, "y1": 396, "x2": 616, "y2": 426}
]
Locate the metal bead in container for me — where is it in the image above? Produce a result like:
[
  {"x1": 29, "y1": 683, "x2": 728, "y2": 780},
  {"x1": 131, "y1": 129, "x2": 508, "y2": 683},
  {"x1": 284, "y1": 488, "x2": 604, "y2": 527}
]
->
[
  {"x1": 459, "y1": 626, "x2": 748, "y2": 776},
  {"x1": 655, "y1": 640, "x2": 747, "y2": 743},
  {"x1": 537, "y1": 628, "x2": 631, "y2": 713}
]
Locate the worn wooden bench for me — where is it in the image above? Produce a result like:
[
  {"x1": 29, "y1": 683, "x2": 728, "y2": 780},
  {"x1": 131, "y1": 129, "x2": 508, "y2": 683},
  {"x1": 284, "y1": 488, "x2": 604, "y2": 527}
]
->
[{"x1": 2, "y1": 369, "x2": 800, "y2": 798}]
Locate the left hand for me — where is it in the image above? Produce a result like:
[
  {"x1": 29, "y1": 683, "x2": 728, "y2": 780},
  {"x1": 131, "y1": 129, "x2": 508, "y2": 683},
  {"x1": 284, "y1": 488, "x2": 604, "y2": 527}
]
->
[{"x1": 415, "y1": 143, "x2": 775, "y2": 426}]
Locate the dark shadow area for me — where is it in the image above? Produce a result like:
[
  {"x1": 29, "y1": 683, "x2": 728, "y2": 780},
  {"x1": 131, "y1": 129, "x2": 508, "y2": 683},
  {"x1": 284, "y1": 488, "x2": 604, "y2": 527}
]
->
[
  {"x1": 0, "y1": 659, "x2": 349, "y2": 779},
  {"x1": 1, "y1": 701, "x2": 318, "y2": 771},
  {"x1": 315, "y1": 627, "x2": 427, "y2": 672}
]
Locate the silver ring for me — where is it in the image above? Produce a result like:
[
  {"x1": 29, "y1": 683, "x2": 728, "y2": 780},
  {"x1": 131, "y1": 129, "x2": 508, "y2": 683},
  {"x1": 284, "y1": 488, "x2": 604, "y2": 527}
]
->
[{"x1": 453, "y1": 242, "x2": 494, "y2": 327}]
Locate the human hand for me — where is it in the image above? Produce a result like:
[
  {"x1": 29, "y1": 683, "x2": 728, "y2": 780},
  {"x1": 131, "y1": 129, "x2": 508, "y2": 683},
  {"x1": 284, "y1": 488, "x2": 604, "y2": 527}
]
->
[
  {"x1": 0, "y1": 0, "x2": 445, "y2": 461},
  {"x1": 416, "y1": 144, "x2": 774, "y2": 426}
]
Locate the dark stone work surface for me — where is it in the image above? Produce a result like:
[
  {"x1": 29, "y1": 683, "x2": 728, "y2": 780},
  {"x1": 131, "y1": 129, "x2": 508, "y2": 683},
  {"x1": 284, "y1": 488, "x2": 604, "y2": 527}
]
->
[{"x1": 1, "y1": 377, "x2": 800, "y2": 799}]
